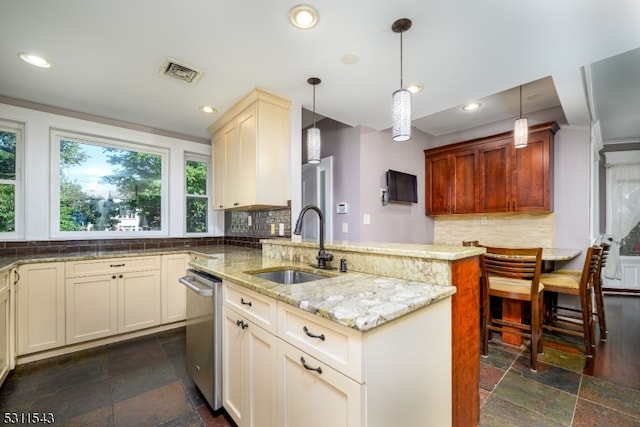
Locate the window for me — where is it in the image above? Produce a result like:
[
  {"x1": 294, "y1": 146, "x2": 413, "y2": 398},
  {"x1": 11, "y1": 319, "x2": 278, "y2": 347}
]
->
[
  {"x1": 51, "y1": 130, "x2": 168, "y2": 237},
  {"x1": 0, "y1": 120, "x2": 23, "y2": 238},
  {"x1": 185, "y1": 155, "x2": 210, "y2": 234}
]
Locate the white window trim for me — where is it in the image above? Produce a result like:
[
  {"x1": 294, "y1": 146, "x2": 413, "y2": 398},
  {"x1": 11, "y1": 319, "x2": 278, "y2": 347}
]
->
[
  {"x1": 184, "y1": 152, "x2": 212, "y2": 236},
  {"x1": 0, "y1": 119, "x2": 24, "y2": 240},
  {"x1": 49, "y1": 129, "x2": 169, "y2": 239}
]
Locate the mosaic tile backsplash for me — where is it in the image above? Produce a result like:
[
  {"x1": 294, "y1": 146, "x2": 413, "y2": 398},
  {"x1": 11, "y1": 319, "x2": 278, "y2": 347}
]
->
[{"x1": 225, "y1": 207, "x2": 291, "y2": 238}]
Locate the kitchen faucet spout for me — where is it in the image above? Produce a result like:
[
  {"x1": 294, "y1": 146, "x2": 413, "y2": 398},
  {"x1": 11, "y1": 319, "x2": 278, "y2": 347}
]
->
[{"x1": 293, "y1": 205, "x2": 333, "y2": 269}]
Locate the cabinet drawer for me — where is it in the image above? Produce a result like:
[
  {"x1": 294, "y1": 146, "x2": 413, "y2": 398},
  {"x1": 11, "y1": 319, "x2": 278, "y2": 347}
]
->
[
  {"x1": 277, "y1": 303, "x2": 362, "y2": 382},
  {"x1": 224, "y1": 282, "x2": 276, "y2": 334},
  {"x1": 66, "y1": 256, "x2": 161, "y2": 277}
]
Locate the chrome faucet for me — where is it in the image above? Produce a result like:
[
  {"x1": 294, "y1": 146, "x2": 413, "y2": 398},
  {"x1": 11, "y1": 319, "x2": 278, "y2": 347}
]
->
[{"x1": 293, "y1": 205, "x2": 334, "y2": 269}]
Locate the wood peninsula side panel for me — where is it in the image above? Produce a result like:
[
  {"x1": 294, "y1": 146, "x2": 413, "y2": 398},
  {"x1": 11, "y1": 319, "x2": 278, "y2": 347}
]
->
[{"x1": 451, "y1": 256, "x2": 480, "y2": 427}]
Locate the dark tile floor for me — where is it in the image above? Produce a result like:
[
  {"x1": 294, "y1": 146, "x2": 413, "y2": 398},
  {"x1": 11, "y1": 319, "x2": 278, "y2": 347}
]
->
[
  {"x1": 480, "y1": 295, "x2": 640, "y2": 426},
  {"x1": 2, "y1": 296, "x2": 639, "y2": 426},
  {"x1": 0, "y1": 328, "x2": 235, "y2": 426}
]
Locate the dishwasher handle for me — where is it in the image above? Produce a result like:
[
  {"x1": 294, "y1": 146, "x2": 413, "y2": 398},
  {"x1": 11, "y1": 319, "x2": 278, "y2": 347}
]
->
[{"x1": 179, "y1": 276, "x2": 214, "y2": 297}]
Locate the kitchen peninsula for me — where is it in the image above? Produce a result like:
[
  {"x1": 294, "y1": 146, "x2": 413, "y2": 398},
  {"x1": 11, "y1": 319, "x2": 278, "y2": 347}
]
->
[{"x1": 191, "y1": 239, "x2": 483, "y2": 427}]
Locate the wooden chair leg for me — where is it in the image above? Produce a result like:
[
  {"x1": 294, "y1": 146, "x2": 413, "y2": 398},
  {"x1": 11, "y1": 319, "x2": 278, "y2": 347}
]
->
[{"x1": 594, "y1": 277, "x2": 608, "y2": 341}]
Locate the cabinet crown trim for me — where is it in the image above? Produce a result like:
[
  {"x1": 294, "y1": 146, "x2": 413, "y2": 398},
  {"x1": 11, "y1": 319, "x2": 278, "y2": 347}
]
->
[{"x1": 208, "y1": 88, "x2": 291, "y2": 134}]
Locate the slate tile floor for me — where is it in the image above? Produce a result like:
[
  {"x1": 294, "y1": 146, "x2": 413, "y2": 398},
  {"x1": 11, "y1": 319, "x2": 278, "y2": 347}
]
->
[
  {"x1": 1, "y1": 296, "x2": 639, "y2": 426},
  {"x1": 0, "y1": 328, "x2": 235, "y2": 426},
  {"x1": 480, "y1": 294, "x2": 640, "y2": 427}
]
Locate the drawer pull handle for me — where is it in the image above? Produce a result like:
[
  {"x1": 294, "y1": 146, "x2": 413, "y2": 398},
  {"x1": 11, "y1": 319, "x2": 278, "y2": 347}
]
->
[
  {"x1": 300, "y1": 357, "x2": 322, "y2": 374},
  {"x1": 110, "y1": 263, "x2": 125, "y2": 267},
  {"x1": 241, "y1": 298, "x2": 252, "y2": 307},
  {"x1": 303, "y1": 326, "x2": 325, "y2": 341},
  {"x1": 236, "y1": 319, "x2": 248, "y2": 330}
]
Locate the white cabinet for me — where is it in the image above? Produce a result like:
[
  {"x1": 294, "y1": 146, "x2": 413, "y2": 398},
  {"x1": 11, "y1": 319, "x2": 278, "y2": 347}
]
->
[
  {"x1": 276, "y1": 293, "x2": 453, "y2": 427},
  {"x1": 161, "y1": 253, "x2": 188, "y2": 324},
  {"x1": 222, "y1": 282, "x2": 278, "y2": 427},
  {"x1": 16, "y1": 262, "x2": 65, "y2": 355},
  {"x1": 277, "y1": 339, "x2": 363, "y2": 427},
  {"x1": 209, "y1": 88, "x2": 291, "y2": 210},
  {"x1": 0, "y1": 269, "x2": 12, "y2": 386},
  {"x1": 65, "y1": 256, "x2": 161, "y2": 344}
]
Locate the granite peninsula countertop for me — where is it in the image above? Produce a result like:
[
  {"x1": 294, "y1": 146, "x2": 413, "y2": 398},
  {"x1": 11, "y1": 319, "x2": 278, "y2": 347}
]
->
[
  {"x1": 0, "y1": 242, "x2": 458, "y2": 333},
  {"x1": 189, "y1": 250, "x2": 457, "y2": 332}
]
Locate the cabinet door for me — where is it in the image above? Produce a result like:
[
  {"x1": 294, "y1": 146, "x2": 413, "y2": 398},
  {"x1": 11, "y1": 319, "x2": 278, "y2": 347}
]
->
[
  {"x1": 425, "y1": 152, "x2": 452, "y2": 215},
  {"x1": 451, "y1": 149, "x2": 478, "y2": 214},
  {"x1": 237, "y1": 105, "x2": 258, "y2": 208},
  {"x1": 512, "y1": 130, "x2": 552, "y2": 212},
  {"x1": 66, "y1": 274, "x2": 118, "y2": 344},
  {"x1": 0, "y1": 271, "x2": 10, "y2": 386},
  {"x1": 245, "y1": 318, "x2": 278, "y2": 427},
  {"x1": 223, "y1": 306, "x2": 245, "y2": 426},
  {"x1": 224, "y1": 121, "x2": 242, "y2": 209},
  {"x1": 16, "y1": 263, "x2": 65, "y2": 355},
  {"x1": 118, "y1": 269, "x2": 161, "y2": 333},
  {"x1": 277, "y1": 339, "x2": 362, "y2": 427},
  {"x1": 478, "y1": 141, "x2": 512, "y2": 212},
  {"x1": 212, "y1": 130, "x2": 226, "y2": 210},
  {"x1": 161, "y1": 253, "x2": 188, "y2": 324}
]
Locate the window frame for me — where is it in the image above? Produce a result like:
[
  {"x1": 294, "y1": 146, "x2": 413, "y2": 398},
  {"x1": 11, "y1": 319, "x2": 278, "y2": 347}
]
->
[
  {"x1": 50, "y1": 129, "x2": 169, "y2": 239},
  {"x1": 184, "y1": 153, "x2": 211, "y2": 235},
  {"x1": 0, "y1": 119, "x2": 24, "y2": 239}
]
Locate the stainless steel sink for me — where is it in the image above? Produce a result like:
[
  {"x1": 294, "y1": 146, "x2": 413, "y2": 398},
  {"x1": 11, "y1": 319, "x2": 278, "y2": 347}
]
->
[{"x1": 248, "y1": 268, "x2": 330, "y2": 284}]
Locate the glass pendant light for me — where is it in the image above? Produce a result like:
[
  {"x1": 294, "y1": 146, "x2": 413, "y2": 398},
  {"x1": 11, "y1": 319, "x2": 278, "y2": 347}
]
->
[
  {"x1": 392, "y1": 18, "x2": 412, "y2": 142},
  {"x1": 307, "y1": 77, "x2": 321, "y2": 164},
  {"x1": 514, "y1": 85, "x2": 528, "y2": 148}
]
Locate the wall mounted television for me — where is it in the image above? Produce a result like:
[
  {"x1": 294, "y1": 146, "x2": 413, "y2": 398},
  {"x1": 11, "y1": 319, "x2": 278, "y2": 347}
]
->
[{"x1": 386, "y1": 169, "x2": 418, "y2": 203}]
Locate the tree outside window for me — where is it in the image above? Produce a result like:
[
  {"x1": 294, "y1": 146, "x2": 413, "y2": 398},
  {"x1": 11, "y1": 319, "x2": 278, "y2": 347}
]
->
[
  {"x1": 54, "y1": 133, "x2": 165, "y2": 235},
  {"x1": 185, "y1": 158, "x2": 209, "y2": 233},
  {"x1": 0, "y1": 122, "x2": 21, "y2": 236}
]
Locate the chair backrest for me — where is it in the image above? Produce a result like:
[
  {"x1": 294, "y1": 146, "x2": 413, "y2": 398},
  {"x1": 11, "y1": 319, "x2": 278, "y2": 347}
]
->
[
  {"x1": 582, "y1": 245, "x2": 603, "y2": 288},
  {"x1": 480, "y1": 247, "x2": 543, "y2": 296},
  {"x1": 596, "y1": 243, "x2": 610, "y2": 282}
]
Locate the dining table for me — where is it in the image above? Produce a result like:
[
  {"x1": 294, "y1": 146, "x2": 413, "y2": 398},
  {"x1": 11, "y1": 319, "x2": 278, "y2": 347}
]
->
[{"x1": 500, "y1": 247, "x2": 582, "y2": 346}]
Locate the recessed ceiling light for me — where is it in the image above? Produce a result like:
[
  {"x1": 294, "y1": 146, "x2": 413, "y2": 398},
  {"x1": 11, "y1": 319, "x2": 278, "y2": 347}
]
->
[
  {"x1": 462, "y1": 102, "x2": 481, "y2": 111},
  {"x1": 289, "y1": 5, "x2": 319, "y2": 29},
  {"x1": 200, "y1": 105, "x2": 217, "y2": 114},
  {"x1": 407, "y1": 84, "x2": 423, "y2": 94},
  {"x1": 341, "y1": 53, "x2": 360, "y2": 65},
  {"x1": 19, "y1": 53, "x2": 51, "y2": 68}
]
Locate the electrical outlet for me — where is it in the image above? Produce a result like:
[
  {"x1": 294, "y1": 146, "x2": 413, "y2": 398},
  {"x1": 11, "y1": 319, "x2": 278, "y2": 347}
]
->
[
  {"x1": 363, "y1": 214, "x2": 371, "y2": 225},
  {"x1": 248, "y1": 215, "x2": 252, "y2": 226},
  {"x1": 481, "y1": 216, "x2": 488, "y2": 225},
  {"x1": 270, "y1": 223, "x2": 276, "y2": 234},
  {"x1": 278, "y1": 223, "x2": 285, "y2": 236},
  {"x1": 342, "y1": 223, "x2": 348, "y2": 233}
]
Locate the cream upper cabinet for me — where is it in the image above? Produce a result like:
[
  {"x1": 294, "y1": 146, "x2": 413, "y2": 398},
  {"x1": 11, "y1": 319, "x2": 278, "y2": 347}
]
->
[
  {"x1": 0, "y1": 269, "x2": 12, "y2": 386},
  {"x1": 16, "y1": 262, "x2": 65, "y2": 355},
  {"x1": 161, "y1": 253, "x2": 188, "y2": 324},
  {"x1": 209, "y1": 88, "x2": 291, "y2": 210},
  {"x1": 222, "y1": 282, "x2": 278, "y2": 427}
]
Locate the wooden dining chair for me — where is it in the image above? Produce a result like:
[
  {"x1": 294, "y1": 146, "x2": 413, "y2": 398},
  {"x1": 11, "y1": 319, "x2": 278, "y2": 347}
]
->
[
  {"x1": 480, "y1": 247, "x2": 544, "y2": 371},
  {"x1": 540, "y1": 246, "x2": 602, "y2": 357},
  {"x1": 550, "y1": 243, "x2": 610, "y2": 341}
]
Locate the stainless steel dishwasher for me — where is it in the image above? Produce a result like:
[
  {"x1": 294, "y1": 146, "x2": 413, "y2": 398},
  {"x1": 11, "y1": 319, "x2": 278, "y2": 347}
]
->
[{"x1": 179, "y1": 269, "x2": 223, "y2": 410}]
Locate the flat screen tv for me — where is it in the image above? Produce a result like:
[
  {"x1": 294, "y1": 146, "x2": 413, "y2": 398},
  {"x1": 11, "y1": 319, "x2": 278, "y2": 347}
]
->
[{"x1": 386, "y1": 169, "x2": 418, "y2": 203}]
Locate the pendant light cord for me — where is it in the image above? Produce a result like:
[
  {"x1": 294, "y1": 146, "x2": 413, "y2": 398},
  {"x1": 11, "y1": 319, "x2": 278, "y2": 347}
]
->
[
  {"x1": 519, "y1": 85, "x2": 523, "y2": 118},
  {"x1": 399, "y1": 31, "x2": 404, "y2": 89},
  {"x1": 313, "y1": 84, "x2": 317, "y2": 127}
]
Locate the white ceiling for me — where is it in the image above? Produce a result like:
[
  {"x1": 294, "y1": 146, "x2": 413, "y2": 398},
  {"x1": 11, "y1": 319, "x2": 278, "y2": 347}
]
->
[{"x1": 1, "y1": 0, "x2": 640, "y2": 144}]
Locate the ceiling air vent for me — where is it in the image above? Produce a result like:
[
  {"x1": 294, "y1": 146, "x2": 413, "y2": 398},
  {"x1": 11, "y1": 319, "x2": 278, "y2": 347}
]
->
[{"x1": 160, "y1": 57, "x2": 204, "y2": 85}]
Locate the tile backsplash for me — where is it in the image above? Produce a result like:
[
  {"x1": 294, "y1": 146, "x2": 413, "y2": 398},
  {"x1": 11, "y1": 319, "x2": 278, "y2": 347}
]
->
[
  {"x1": 434, "y1": 212, "x2": 555, "y2": 248},
  {"x1": 225, "y1": 207, "x2": 291, "y2": 238}
]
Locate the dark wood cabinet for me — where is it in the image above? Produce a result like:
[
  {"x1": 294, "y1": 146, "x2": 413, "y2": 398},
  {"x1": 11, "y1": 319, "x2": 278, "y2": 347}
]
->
[{"x1": 424, "y1": 121, "x2": 558, "y2": 216}]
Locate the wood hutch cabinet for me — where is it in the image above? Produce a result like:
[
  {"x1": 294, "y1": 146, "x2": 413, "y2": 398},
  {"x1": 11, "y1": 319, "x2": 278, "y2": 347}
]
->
[{"x1": 424, "y1": 121, "x2": 559, "y2": 215}]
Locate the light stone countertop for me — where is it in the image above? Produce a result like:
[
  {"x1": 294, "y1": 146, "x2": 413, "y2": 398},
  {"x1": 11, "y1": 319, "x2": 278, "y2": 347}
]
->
[
  {"x1": 189, "y1": 251, "x2": 457, "y2": 332},
  {"x1": 0, "y1": 244, "x2": 457, "y2": 333}
]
